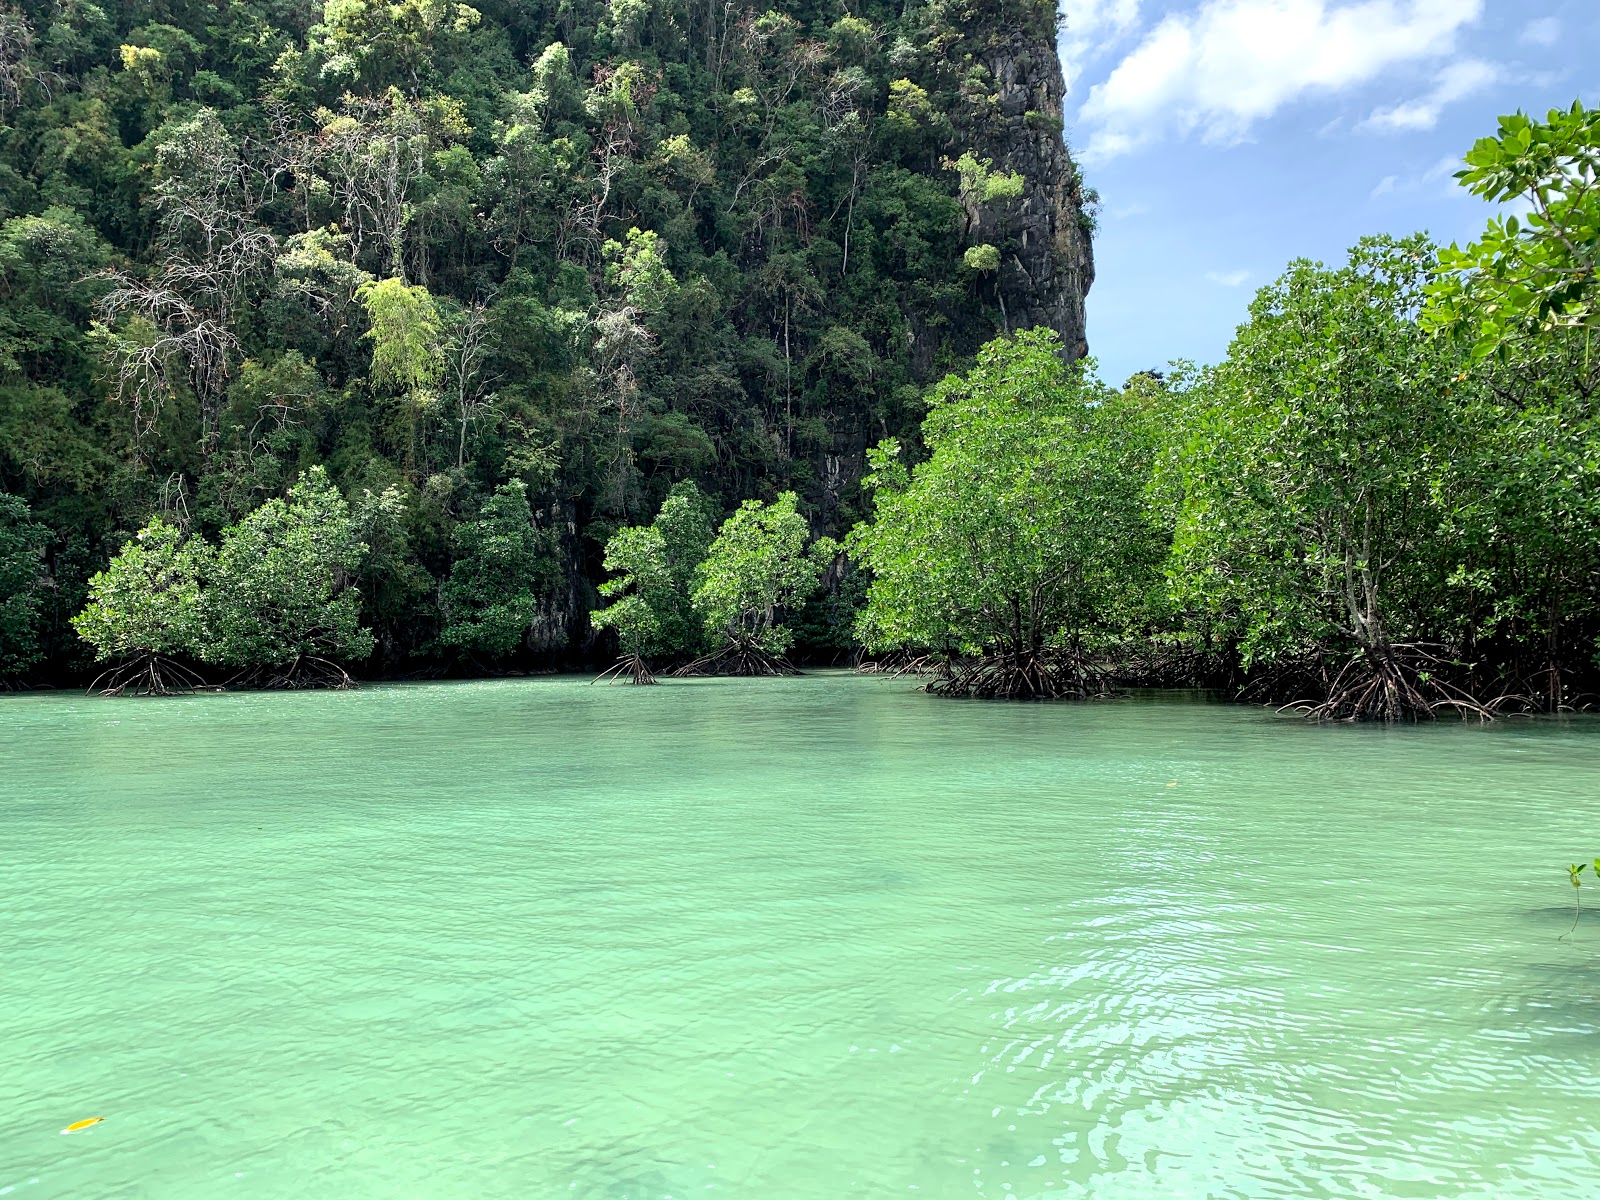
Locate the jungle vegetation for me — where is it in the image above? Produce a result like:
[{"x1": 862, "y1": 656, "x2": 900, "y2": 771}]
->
[
  {"x1": 0, "y1": 0, "x2": 1594, "y2": 720},
  {"x1": 849, "y1": 101, "x2": 1600, "y2": 714},
  {"x1": 0, "y1": 0, "x2": 1066, "y2": 689}
]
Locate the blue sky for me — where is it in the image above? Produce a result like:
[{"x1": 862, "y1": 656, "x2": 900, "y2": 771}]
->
[{"x1": 1058, "y1": 0, "x2": 1600, "y2": 385}]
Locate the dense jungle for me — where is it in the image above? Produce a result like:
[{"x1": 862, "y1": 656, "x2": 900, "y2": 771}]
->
[
  {"x1": 0, "y1": 1, "x2": 1597, "y2": 720},
  {"x1": 0, "y1": 0, "x2": 1094, "y2": 682}
]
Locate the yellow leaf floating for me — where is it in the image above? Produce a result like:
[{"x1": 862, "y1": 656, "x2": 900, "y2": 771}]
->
[{"x1": 60, "y1": 1117, "x2": 105, "y2": 1135}]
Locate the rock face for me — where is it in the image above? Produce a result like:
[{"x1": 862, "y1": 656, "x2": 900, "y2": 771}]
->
[
  {"x1": 813, "y1": 16, "x2": 1094, "y2": 532},
  {"x1": 966, "y1": 23, "x2": 1096, "y2": 359},
  {"x1": 529, "y1": 496, "x2": 595, "y2": 663}
]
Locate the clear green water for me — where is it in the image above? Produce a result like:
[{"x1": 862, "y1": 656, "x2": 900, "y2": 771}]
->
[{"x1": 3, "y1": 675, "x2": 1599, "y2": 1199}]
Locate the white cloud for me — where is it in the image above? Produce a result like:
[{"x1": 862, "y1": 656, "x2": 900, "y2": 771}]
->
[
  {"x1": 1421, "y1": 154, "x2": 1461, "y2": 184},
  {"x1": 1060, "y1": 0, "x2": 1144, "y2": 92},
  {"x1": 1520, "y1": 18, "x2": 1560, "y2": 48},
  {"x1": 1360, "y1": 58, "x2": 1499, "y2": 132},
  {"x1": 1078, "y1": 0, "x2": 1484, "y2": 161},
  {"x1": 1206, "y1": 269, "x2": 1251, "y2": 286},
  {"x1": 1369, "y1": 154, "x2": 1464, "y2": 199}
]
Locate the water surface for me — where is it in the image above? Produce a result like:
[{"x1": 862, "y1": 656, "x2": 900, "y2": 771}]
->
[{"x1": 3, "y1": 675, "x2": 1598, "y2": 1198}]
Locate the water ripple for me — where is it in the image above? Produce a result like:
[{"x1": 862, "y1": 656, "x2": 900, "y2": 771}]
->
[{"x1": 2, "y1": 677, "x2": 1598, "y2": 1198}]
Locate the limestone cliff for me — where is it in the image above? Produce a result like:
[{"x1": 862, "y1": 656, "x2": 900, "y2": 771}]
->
[{"x1": 964, "y1": 10, "x2": 1096, "y2": 359}]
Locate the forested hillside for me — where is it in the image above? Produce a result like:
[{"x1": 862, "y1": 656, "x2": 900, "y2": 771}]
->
[{"x1": 0, "y1": 0, "x2": 1095, "y2": 682}]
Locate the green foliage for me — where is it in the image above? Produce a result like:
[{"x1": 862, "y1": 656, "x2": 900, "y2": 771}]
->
[
  {"x1": 602, "y1": 229, "x2": 678, "y2": 317},
  {"x1": 1411, "y1": 103, "x2": 1600, "y2": 712},
  {"x1": 654, "y1": 483, "x2": 718, "y2": 592},
  {"x1": 1426, "y1": 102, "x2": 1600, "y2": 370},
  {"x1": 1163, "y1": 236, "x2": 1459, "y2": 673},
  {"x1": 71, "y1": 519, "x2": 210, "y2": 664},
  {"x1": 1430, "y1": 335, "x2": 1600, "y2": 708},
  {"x1": 0, "y1": 493, "x2": 48, "y2": 676},
  {"x1": 201, "y1": 468, "x2": 374, "y2": 675},
  {"x1": 591, "y1": 527, "x2": 669, "y2": 660},
  {"x1": 692, "y1": 492, "x2": 832, "y2": 656},
  {"x1": 1562, "y1": 859, "x2": 1600, "y2": 939},
  {"x1": 0, "y1": 0, "x2": 1072, "y2": 681},
  {"x1": 351, "y1": 482, "x2": 435, "y2": 659},
  {"x1": 949, "y1": 152, "x2": 1025, "y2": 205},
  {"x1": 885, "y1": 79, "x2": 933, "y2": 136},
  {"x1": 592, "y1": 480, "x2": 716, "y2": 661},
  {"x1": 359, "y1": 278, "x2": 444, "y2": 398},
  {"x1": 315, "y1": 0, "x2": 481, "y2": 94},
  {"x1": 1150, "y1": 202, "x2": 1600, "y2": 717},
  {"x1": 438, "y1": 480, "x2": 554, "y2": 659},
  {"x1": 962, "y1": 244, "x2": 1000, "y2": 273},
  {"x1": 851, "y1": 330, "x2": 1161, "y2": 666},
  {"x1": 828, "y1": 16, "x2": 877, "y2": 64}
]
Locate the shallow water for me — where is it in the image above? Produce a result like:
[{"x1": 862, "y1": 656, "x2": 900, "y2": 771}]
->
[{"x1": 2, "y1": 674, "x2": 1599, "y2": 1199}]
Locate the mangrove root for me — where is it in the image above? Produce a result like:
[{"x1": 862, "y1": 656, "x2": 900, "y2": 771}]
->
[
  {"x1": 924, "y1": 652, "x2": 1106, "y2": 700},
  {"x1": 856, "y1": 652, "x2": 939, "y2": 678},
  {"x1": 1113, "y1": 638, "x2": 1239, "y2": 690},
  {"x1": 89, "y1": 653, "x2": 210, "y2": 698},
  {"x1": 671, "y1": 641, "x2": 800, "y2": 677},
  {"x1": 1269, "y1": 644, "x2": 1517, "y2": 723},
  {"x1": 228, "y1": 655, "x2": 356, "y2": 691},
  {"x1": 595, "y1": 653, "x2": 657, "y2": 686}
]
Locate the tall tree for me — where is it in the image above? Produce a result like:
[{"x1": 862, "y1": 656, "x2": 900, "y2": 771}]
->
[
  {"x1": 591, "y1": 480, "x2": 717, "y2": 682},
  {"x1": 1423, "y1": 101, "x2": 1600, "y2": 710},
  {"x1": 94, "y1": 109, "x2": 276, "y2": 461},
  {"x1": 1163, "y1": 236, "x2": 1475, "y2": 720},
  {"x1": 72, "y1": 518, "x2": 212, "y2": 695},
  {"x1": 684, "y1": 491, "x2": 832, "y2": 675},
  {"x1": 437, "y1": 480, "x2": 556, "y2": 663},
  {"x1": 851, "y1": 329, "x2": 1162, "y2": 698},
  {"x1": 201, "y1": 467, "x2": 374, "y2": 687}
]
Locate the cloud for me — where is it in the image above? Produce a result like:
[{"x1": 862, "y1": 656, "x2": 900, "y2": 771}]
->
[
  {"x1": 1108, "y1": 200, "x2": 1152, "y2": 220},
  {"x1": 1370, "y1": 154, "x2": 1464, "y2": 199},
  {"x1": 1360, "y1": 58, "x2": 1499, "y2": 132},
  {"x1": 1520, "y1": 18, "x2": 1560, "y2": 48},
  {"x1": 1206, "y1": 269, "x2": 1251, "y2": 286},
  {"x1": 1078, "y1": 0, "x2": 1484, "y2": 161},
  {"x1": 1060, "y1": 1, "x2": 1144, "y2": 92}
]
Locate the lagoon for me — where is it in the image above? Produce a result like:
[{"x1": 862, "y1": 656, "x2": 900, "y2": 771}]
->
[{"x1": 3, "y1": 674, "x2": 1598, "y2": 1198}]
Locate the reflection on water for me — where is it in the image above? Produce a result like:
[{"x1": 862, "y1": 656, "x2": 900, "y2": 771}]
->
[{"x1": 2, "y1": 674, "x2": 1598, "y2": 1198}]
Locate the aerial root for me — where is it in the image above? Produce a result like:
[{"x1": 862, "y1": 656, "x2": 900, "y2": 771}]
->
[
  {"x1": 923, "y1": 652, "x2": 1107, "y2": 700},
  {"x1": 229, "y1": 655, "x2": 356, "y2": 691},
  {"x1": 1271, "y1": 644, "x2": 1518, "y2": 723},
  {"x1": 856, "y1": 652, "x2": 938, "y2": 678},
  {"x1": 671, "y1": 640, "x2": 800, "y2": 677},
  {"x1": 594, "y1": 653, "x2": 657, "y2": 685},
  {"x1": 88, "y1": 653, "x2": 210, "y2": 698},
  {"x1": 1113, "y1": 638, "x2": 1232, "y2": 689}
]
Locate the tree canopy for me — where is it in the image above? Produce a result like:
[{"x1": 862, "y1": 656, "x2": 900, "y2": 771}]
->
[
  {"x1": 200, "y1": 467, "x2": 374, "y2": 686},
  {"x1": 0, "y1": 492, "x2": 48, "y2": 679},
  {"x1": 438, "y1": 479, "x2": 555, "y2": 660},
  {"x1": 1161, "y1": 237, "x2": 1469, "y2": 718},
  {"x1": 1426, "y1": 102, "x2": 1600, "y2": 379},
  {"x1": 851, "y1": 329, "x2": 1163, "y2": 697},
  {"x1": 685, "y1": 491, "x2": 833, "y2": 674},
  {"x1": 591, "y1": 479, "x2": 715, "y2": 681},
  {"x1": 71, "y1": 517, "x2": 211, "y2": 694},
  {"x1": 0, "y1": 0, "x2": 1087, "y2": 685}
]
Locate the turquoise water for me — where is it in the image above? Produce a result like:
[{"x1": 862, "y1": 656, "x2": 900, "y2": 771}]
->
[{"x1": 3, "y1": 674, "x2": 1599, "y2": 1199}]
